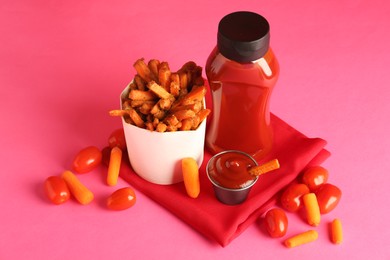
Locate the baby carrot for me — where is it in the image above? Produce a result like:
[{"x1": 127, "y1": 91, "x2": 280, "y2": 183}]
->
[
  {"x1": 61, "y1": 170, "x2": 94, "y2": 205},
  {"x1": 248, "y1": 159, "x2": 280, "y2": 176},
  {"x1": 284, "y1": 230, "x2": 318, "y2": 248},
  {"x1": 303, "y1": 193, "x2": 321, "y2": 226},
  {"x1": 330, "y1": 218, "x2": 343, "y2": 244},
  {"x1": 107, "y1": 146, "x2": 122, "y2": 186},
  {"x1": 182, "y1": 157, "x2": 200, "y2": 198}
]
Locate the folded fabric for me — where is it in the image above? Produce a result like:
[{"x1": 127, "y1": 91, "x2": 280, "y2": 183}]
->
[{"x1": 119, "y1": 114, "x2": 330, "y2": 247}]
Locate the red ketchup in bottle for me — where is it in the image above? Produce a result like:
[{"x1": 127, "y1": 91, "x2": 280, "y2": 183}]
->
[{"x1": 205, "y1": 11, "x2": 280, "y2": 160}]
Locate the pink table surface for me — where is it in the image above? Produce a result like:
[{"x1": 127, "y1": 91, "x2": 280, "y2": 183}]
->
[{"x1": 1, "y1": 0, "x2": 389, "y2": 259}]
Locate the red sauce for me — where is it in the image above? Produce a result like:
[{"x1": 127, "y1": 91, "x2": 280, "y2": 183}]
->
[
  {"x1": 207, "y1": 151, "x2": 257, "y2": 189},
  {"x1": 205, "y1": 47, "x2": 279, "y2": 159}
]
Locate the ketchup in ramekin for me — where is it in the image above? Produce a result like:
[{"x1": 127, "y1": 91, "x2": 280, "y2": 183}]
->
[{"x1": 207, "y1": 150, "x2": 258, "y2": 205}]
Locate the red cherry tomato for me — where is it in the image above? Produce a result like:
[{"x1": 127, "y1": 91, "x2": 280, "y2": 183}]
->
[
  {"x1": 101, "y1": 146, "x2": 111, "y2": 167},
  {"x1": 72, "y1": 146, "x2": 102, "y2": 173},
  {"x1": 315, "y1": 183, "x2": 342, "y2": 214},
  {"x1": 280, "y1": 183, "x2": 310, "y2": 212},
  {"x1": 108, "y1": 128, "x2": 127, "y2": 150},
  {"x1": 264, "y1": 208, "x2": 288, "y2": 238},
  {"x1": 107, "y1": 187, "x2": 136, "y2": 210},
  {"x1": 301, "y1": 166, "x2": 329, "y2": 191},
  {"x1": 44, "y1": 176, "x2": 70, "y2": 205}
]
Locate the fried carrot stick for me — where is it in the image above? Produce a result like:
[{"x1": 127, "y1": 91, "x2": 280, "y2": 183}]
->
[
  {"x1": 303, "y1": 193, "x2": 321, "y2": 226},
  {"x1": 158, "y1": 61, "x2": 171, "y2": 91},
  {"x1": 108, "y1": 109, "x2": 128, "y2": 117},
  {"x1": 148, "y1": 59, "x2": 160, "y2": 79},
  {"x1": 129, "y1": 89, "x2": 157, "y2": 101},
  {"x1": 128, "y1": 108, "x2": 145, "y2": 128},
  {"x1": 248, "y1": 159, "x2": 280, "y2": 176},
  {"x1": 180, "y1": 118, "x2": 193, "y2": 131},
  {"x1": 172, "y1": 109, "x2": 196, "y2": 121},
  {"x1": 61, "y1": 170, "x2": 94, "y2": 205},
  {"x1": 134, "y1": 74, "x2": 146, "y2": 90},
  {"x1": 284, "y1": 230, "x2": 318, "y2": 248},
  {"x1": 133, "y1": 58, "x2": 157, "y2": 82},
  {"x1": 196, "y1": 108, "x2": 211, "y2": 123},
  {"x1": 147, "y1": 81, "x2": 174, "y2": 100},
  {"x1": 179, "y1": 85, "x2": 206, "y2": 105}
]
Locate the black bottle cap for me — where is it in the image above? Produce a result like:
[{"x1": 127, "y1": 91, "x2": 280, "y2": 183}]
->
[{"x1": 217, "y1": 11, "x2": 270, "y2": 62}]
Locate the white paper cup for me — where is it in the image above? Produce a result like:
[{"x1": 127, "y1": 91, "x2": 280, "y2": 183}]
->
[{"x1": 120, "y1": 85, "x2": 206, "y2": 185}]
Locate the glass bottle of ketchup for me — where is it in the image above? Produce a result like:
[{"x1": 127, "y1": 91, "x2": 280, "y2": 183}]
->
[{"x1": 205, "y1": 11, "x2": 280, "y2": 160}]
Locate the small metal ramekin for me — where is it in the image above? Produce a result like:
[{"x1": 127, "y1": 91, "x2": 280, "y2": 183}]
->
[{"x1": 206, "y1": 150, "x2": 258, "y2": 205}]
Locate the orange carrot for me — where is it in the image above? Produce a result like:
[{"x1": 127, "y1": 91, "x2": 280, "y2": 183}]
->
[
  {"x1": 107, "y1": 146, "x2": 122, "y2": 186},
  {"x1": 182, "y1": 157, "x2": 200, "y2": 198},
  {"x1": 284, "y1": 230, "x2": 318, "y2": 248},
  {"x1": 61, "y1": 170, "x2": 94, "y2": 205},
  {"x1": 303, "y1": 193, "x2": 321, "y2": 226},
  {"x1": 248, "y1": 159, "x2": 280, "y2": 176},
  {"x1": 330, "y1": 218, "x2": 343, "y2": 244}
]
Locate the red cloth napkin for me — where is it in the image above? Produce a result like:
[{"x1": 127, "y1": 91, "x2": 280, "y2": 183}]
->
[{"x1": 119, "y1": 114, "x2": 330, "y2": 246}]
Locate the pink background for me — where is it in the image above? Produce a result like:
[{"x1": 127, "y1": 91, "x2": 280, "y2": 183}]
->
[{"x1": 1, "y1": 0, "x2": 389, "y2": 259}]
